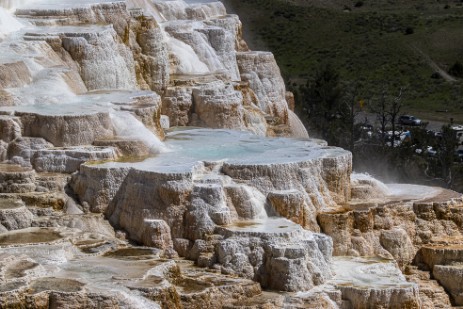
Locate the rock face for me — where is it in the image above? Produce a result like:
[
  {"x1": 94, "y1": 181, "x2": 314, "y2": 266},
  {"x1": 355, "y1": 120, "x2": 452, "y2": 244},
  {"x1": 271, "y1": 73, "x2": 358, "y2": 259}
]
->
[
  {"x1": 236, "y1": 51, "x2": 288, "y2": 124},
  {"x1": 73, "y1": 129, "x2": 349, "y2": 291},
  {"x1": 0, "y1": 0, "x2": 462, "y2": 308},
  {"x1": 32, "y1": 146, "x2": 117, "y2": 173},
  {"x1": 19, "y1": 112, "x2": 114, "y2": 147},
  {"x1": 331, "y1": 257, "x2": 421, "y2": 308},
  {"x1": 192, "y1": 80, "x2": 245, "y2": 129},
  {"x1": 60, "y1": 26, "x2": 137, "y2": 91},
  {"x1": 319, "y1": 177, "x2": 463, "y2": 307}
]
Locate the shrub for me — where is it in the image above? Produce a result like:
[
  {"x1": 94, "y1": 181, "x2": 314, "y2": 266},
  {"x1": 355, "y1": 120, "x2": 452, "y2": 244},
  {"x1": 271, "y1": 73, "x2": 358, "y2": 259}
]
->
[
  {"x1": 448, "y1": 61, "x2": 463, "y2": 77},
  {"x1": 404, "y1": 26, "x2": 414, "y2": 35}
]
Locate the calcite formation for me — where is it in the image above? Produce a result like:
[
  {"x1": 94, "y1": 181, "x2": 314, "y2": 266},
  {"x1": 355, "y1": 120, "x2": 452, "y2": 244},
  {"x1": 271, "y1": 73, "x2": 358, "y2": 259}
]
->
[{"x1": 0, "y1": 0, "x2": 461, "y2": 308}]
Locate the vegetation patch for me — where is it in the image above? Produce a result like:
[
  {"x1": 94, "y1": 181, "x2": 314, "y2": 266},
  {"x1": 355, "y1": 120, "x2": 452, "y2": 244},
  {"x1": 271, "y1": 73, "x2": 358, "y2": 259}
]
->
[{"x1": 223, "y1": 0, "x2": 463, "y2": 122}]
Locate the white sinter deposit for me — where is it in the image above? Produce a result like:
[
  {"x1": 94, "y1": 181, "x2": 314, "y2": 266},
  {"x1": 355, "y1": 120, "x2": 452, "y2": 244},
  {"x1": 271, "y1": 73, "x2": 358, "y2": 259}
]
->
[{"x1": 0, "y1": 0, "x2": 461, "y2": 308}]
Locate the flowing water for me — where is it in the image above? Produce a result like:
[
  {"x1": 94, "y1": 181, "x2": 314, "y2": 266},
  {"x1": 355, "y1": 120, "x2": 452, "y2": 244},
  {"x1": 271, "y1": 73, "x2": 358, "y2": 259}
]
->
[{"x1": 110, "y1": 111, "x2": 168, "y2": 154}]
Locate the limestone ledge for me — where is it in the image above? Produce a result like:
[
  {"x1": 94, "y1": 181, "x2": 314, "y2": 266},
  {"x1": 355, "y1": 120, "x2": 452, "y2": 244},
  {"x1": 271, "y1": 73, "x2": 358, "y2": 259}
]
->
[
  {"x1": 69, "y1": 128, "x2": 352, "y2": 291},
  {"x1": 0, "y1": 90, "x2": 163, "y2": 170},
  {"x1": 330, "y1": 256, "x2": 421, "y2": 309},
  {"x1": 2, "y1": 0, "x2": 298, "y2": 139},
  {"x1": 320, "y1": 175, "x2": 463, "y2": 266}
]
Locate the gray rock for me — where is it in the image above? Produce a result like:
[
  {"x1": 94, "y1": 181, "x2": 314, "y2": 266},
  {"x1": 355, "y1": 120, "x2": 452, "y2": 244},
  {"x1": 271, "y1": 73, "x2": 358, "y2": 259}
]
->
[
  {"x1": 19, "y1": 112, "x2": 113, "y2": 147},
  {"x1": 141, "y1": 219, "x2": 174, "y2": 251},
  {"x1": 162, "y1": 86, "x2": 193, "y2": 127},
  {"x1": 192, "y1": 81, "x2": 245, "y2": 130},
  {"x1": 32, "y1": 146, "x2": 117, "y2": 173},
  {"x1": 380, "y1": 227, "x2": 414, "y2": 267},
  {"x1": 236, "y1": 51, "x2": 289, "y2": 124},
  {"x1": 70, "y1": 164, "x2": 131, "y2": 213},
  {"x1": 433, "y1": 265, "x2": 463, "y2": 305},
  {"x1": 7, "y1": 137, "x2": 53, "y2": 166},
  {"x1": 0, "y1": 199, "x2": 33, "y2": 230},
  {"x1": 0, "y1": 164, "x2": 36, "y2": 193},
  {"x1": 0, "y1": 116, "x2": 21, "y2": 143}
]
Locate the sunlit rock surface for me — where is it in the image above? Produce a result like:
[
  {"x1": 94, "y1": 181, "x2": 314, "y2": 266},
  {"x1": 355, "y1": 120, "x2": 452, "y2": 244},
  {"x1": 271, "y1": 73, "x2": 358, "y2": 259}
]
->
[
  {"x1": 0, "y1": 0, "x2": 462, "y2": 307},
  {"x1": 328, "y1": 256, "x2": 421, "y2": 308},
  {"x1": 72, "y1": 129, "x2": 350, "y2": 291},
  {"x1": 319, "y1": 174, "x2": 463, "y2": 307}
]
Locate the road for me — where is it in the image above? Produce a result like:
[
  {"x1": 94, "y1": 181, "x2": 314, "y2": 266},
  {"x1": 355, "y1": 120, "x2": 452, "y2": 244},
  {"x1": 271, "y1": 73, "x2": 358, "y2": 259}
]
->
[{"x1": 357, "y1": 112, "x2": 448, "y2": 132}]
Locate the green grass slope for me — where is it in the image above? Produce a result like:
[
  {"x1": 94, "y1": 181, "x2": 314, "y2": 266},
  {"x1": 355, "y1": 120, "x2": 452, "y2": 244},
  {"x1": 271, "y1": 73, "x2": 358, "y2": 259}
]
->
[{"x1": 223, "y1": 0, "x2": 463, "y2": 122}]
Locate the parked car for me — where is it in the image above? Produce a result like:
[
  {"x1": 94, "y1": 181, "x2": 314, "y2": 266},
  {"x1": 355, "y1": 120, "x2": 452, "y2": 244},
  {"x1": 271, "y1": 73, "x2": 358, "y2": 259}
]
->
[
  {"x1": 451, "y1": 125, "x2": 463, "y2": 145},
  {"x1": 426, "y1": 146, "x2": 437, "y2": 157},
  {"x1": 416, "y1": 146, "x2": 437, "y2": 156},
  {"x1": 399, "y1": 115, "x2": 422, "y2": 126},
  {"x1": 385, "y1": 130, "x2": 408, "y2": 147},
  {"x1": 455, "y1": 149, "x2": 463, "y2": 162}
]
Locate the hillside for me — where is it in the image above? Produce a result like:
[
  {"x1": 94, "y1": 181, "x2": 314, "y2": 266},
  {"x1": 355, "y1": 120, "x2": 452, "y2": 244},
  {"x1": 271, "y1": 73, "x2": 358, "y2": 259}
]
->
[{"x1": 222, "y1": 0, "x2": 463, "y2": 123}]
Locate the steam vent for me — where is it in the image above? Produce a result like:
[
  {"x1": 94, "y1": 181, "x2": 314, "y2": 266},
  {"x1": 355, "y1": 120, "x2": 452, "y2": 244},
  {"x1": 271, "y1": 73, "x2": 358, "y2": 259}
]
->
[{"x1": 0, "y1": 0, "x2": 462, "y2": 308}]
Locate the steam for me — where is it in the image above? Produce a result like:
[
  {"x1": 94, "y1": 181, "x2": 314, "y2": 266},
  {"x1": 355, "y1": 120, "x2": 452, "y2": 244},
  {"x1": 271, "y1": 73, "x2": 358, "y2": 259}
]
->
[
  {"x1": 351, "y1": 172, "x2": 390, "y2": 198},
  {"x1": 0, "y1": 0, "x2": 30, "y2": 11},
  {"x1": 0, "y1": 6, "x2": 23, "y2": 37}
]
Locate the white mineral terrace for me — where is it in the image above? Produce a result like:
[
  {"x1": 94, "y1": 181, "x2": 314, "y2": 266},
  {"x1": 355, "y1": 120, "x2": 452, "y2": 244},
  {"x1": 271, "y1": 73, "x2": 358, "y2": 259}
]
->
[
  {"x1": 350, "y1": 172, "x2": 448, "y2": 204},
  {"x1": 332, "y1": 256, "x2": 415, "y2": 289},
  {"x1": 386, "y1": 183, "x2": 441, "y2": 201},
  {"x1": 0, "y1": 90, "x2": 154, "y2": 115},
  {"x1": 217, "y1": 217, "x2": 305, "y2": 238},
  {"x1": 0, "y1": 235, "x2": 163, "y2": 309},
  {"x1": 92, "y1": 128, "x2": 344, "y2": 171},
  {"x1": 3, "y1": 0, "x2": 122, "y2": 9}
]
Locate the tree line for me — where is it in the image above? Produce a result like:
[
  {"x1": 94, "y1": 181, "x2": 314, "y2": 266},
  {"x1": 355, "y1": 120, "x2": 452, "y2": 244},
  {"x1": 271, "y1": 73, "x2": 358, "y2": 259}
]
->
[{"x1": 291, "y1": 63, "x2": 463, "y2": 191}]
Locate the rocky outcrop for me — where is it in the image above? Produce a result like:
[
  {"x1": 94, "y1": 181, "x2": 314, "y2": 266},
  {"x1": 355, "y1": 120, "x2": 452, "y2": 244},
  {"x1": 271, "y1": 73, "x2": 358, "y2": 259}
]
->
[
  {"x1": 32, "y1": 146, "x2": 117, "y2": 173},
  {"x1": 162, "y1": 86, "x2": 193, "y2": 126},
  {"x1": 0, "y1": 61, "x2": 31, "y2": 89},
  {"x1": 7, "y1": 137, "x2": 53, "y2": 167},
  {"x1": 0, "y1": 199, "x2": 33, "y2": 231},
  {"x1": 0, "y1": 0, "x2": 294, "y2": 138},
  {"x1": 332, "y1": 257, "x2": 421, "y2": 308},
  {"x1": 0, "y1": 164, "x2": 36, "y2": 193},
  {"x1": 414, "y1": 244, "x2": 463, "y2": 305},
  {"x1": 319, "y1": 182, "x2": 463, "y2": 266},
  {"x1": 236, "y1": 51, "x2": 288, "y2": 124},
  {"x1": 71, "y1": 129, "x2": 351, "y2": 291},
  {"x1": 405, "y1": 266, "x2": 453, "y2": 308},
  {"x1": 214, "y1": 225, "x2": 333, "y2": 291},
  {"x1": 60, "y1": 27, "x2": 137, "y2": 91},
  {"x1": 71, "y1": 164, "x2": 131, "y2": 213},
  {"x1": 19, "y1": 112, "x2": 114, "y2": 147},
  {"x1": 130, "y1": 15, "x2": 169, "y2": 93},
  {"x1": 192, "y1": 80, "x2": 245, "y2": 129},
  {"x1": 0, "y1": 116, "x2": 21, "y2": 143},
  {"x1": 268, "y1": 190, "x2": 319, "y2": 231},
  {"x1": 433, "y1": 264, "x2": 463, "y2": 305}
]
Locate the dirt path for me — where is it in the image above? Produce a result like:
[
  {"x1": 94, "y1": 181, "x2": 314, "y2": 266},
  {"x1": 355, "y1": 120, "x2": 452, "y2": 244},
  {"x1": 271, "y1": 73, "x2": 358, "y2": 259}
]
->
[{"x1": 410, "y1": 44, "x2": 457, "y2": 82}]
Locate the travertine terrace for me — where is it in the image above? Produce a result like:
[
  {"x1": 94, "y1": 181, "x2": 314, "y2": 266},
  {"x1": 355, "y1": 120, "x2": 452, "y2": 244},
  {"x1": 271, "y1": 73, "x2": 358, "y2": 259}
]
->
[{"x1": 0, "y1": 0, "x2": 462, "y2": 308}]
